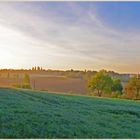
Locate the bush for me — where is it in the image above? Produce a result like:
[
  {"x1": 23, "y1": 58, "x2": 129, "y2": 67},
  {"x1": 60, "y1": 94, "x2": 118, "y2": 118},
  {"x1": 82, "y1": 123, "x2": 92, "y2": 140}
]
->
[
  {"x1": 12, "y1": 83, "x2": 22, "y2": 88},
  {"x1": 111, "y1": 92, "x2": 121, "y2": 98},
  {"x1": 22, "y1": 83, "x2": 31, "y2": 89},
  {"x1": 12, "y1": 83, "x2": 31, "y2": 89}
]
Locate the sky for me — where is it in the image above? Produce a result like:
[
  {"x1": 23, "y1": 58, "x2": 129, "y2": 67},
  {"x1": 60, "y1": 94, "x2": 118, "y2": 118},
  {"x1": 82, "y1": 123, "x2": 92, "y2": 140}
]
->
[{"x1": 0, "y1": 2, "x2": 140, "y2": 73}]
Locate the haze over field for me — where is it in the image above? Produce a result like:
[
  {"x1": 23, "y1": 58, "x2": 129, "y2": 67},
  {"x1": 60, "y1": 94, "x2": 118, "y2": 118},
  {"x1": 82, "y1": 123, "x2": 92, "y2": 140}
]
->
[{"x1": 0, "y1": 2, "x2": 140, "y2": 73}]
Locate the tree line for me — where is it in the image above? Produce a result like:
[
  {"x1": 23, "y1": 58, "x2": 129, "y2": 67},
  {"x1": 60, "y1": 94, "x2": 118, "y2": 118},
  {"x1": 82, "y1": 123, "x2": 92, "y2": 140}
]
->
[
  {"x1": 9, "y1": 69, "x2": 140, "y2": 100},
  {"x1": 88, "y1": 70, "x2": 140, "y2": 100}
]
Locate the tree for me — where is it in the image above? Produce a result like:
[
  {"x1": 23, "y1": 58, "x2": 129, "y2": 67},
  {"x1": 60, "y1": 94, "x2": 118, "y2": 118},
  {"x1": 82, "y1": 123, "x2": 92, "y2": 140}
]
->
[
  {"x1": 22, "y1": 74, "x2": 31, "y2": 89},
  {"x1": 32, "y1": 67, "x2": 35, "y2": 71},
  {"x1": 124, "y1": 76, "x2": 140, "y2": 99},
  {"x1": 23, "y1": 74, "x2": 30, "y2": 83},
  {"x1": 34, "y1": 66, "x2": 37, "y2": 71},
  {"x1": 112, "y1": 79, "x2": 123, "y2": 93},
  {"x1": 37, "y1": 66, "x2": 40, "y2": 71},
  {"x1": 88, "y1": 70, "x2": 113, "y2": 97}
]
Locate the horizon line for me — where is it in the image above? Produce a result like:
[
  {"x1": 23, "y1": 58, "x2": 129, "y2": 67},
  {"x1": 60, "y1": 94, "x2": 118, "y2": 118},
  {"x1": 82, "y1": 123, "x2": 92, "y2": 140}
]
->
[{"x1": 0, "y1": 67, "x2": 138, "y2": 75}]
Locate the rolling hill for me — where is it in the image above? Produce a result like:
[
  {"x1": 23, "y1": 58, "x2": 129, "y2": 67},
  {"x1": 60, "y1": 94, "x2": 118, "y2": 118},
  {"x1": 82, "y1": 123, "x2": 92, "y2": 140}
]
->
[{"x1": 0, "y1": 88, "x2": 140, "y2": 138}]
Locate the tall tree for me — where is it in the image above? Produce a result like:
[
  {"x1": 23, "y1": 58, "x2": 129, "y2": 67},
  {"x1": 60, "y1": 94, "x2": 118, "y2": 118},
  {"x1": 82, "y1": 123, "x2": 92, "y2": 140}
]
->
[
  {"x1": 112, "y1": 79, "x2": 123, "y2": 93},
  {"x1": 22, "y1": 74, "x2": 31, "y2": 89},
  {"x1": 37, "y1": 66, "x2": 40, "y2": 71},
  {"x1": 88, "y1": 70, "x2": 113, "y2": 96},
  {"x1": 124, "y1": 76, "x2": 140, "y2": 99}
]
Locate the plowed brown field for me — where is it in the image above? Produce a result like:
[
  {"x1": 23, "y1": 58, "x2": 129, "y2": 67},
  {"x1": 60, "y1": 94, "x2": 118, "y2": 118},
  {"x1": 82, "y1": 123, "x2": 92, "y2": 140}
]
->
[{"x1": 0, "y1": 76, "x2": 88, "y2": 94}]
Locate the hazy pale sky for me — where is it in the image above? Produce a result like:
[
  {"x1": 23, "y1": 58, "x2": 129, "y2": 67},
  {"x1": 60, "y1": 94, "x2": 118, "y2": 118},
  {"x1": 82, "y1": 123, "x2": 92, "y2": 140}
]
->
[{"x1": 0, "y1": 2, "x2": 140, "y2": 73}]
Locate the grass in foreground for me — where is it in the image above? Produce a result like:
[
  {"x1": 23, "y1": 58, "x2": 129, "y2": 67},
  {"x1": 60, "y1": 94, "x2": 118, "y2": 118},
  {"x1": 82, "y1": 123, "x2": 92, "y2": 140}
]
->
[{"x1": 0, "y1": 88, "x2": 140, "y2": 138}]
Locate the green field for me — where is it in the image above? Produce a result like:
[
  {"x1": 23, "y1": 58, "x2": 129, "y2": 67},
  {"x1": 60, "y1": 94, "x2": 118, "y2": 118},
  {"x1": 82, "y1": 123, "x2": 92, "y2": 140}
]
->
[{"x1": 0, "y1": 88, "x2": 140, "y2": 138}]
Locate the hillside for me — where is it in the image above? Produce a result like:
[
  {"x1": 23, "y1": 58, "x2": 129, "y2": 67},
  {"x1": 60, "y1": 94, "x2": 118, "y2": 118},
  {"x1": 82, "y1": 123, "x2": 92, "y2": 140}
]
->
[{"x1": 0, "y1": 88, "x2": 140, "y2": 138}]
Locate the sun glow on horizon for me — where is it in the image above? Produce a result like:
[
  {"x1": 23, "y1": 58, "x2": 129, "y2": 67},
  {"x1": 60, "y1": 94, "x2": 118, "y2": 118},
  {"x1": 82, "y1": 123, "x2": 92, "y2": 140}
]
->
[
  {"x1": 0, "y1": 2, "x2": 140, "y2": 74},
  {"x1": 0, "y1": 23, "x2": 139, "y2": 74},
  {"x1": 0, "y1": 24, "x2": 22, "y2": 67}
]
